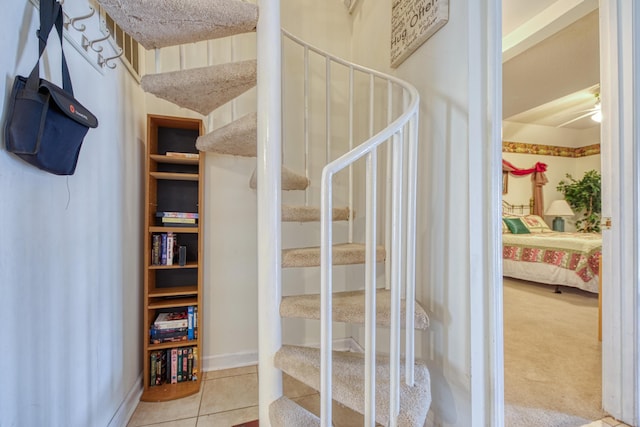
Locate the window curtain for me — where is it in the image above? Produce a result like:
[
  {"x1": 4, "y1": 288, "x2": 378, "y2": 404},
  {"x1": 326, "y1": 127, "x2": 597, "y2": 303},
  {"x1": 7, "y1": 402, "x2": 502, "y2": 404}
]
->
[{"x1": 502, "y1": 160, "x2": 549, "y2": 216}]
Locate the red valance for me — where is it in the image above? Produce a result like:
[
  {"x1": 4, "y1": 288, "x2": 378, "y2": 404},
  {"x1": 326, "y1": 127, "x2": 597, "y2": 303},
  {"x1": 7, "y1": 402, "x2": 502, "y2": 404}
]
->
[
  {"x1": 502, "y1": 160, "x2": 549, "y2": 216},
  {"x1": 502, "y1": 160, "x2": 547, "y2": 175}
]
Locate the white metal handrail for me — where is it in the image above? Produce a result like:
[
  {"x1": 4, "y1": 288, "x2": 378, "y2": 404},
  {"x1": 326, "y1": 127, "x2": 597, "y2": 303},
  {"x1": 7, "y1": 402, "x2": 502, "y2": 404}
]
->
[{"x1": 282, "y1": 30, "x2": 420, "y2": 427}]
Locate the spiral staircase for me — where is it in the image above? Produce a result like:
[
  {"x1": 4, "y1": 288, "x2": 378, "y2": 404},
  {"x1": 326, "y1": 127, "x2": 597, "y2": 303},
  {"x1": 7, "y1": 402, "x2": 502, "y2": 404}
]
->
[{"x1": 97, "y1": 0, "x2": 431, "y2": 425}]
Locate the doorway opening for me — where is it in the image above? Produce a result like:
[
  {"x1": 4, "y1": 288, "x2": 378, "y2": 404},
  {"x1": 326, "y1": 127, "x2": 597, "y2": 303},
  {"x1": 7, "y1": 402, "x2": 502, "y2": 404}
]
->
[{"x1": 500, "y1": 2, "x2": 603, "y2": 423}]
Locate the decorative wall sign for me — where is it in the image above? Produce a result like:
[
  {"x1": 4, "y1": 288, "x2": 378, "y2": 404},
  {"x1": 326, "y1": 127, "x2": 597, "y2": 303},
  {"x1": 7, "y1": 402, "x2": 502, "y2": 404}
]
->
[{"x1": 391, "y1": 0, "x2": 449, "y2": 68}]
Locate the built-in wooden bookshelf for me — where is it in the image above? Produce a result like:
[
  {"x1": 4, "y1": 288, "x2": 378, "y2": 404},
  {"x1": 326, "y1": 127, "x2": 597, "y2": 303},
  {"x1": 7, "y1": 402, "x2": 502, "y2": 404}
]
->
[{"x1": 142, "y1": 115, "x2": 204, "y2": 402}]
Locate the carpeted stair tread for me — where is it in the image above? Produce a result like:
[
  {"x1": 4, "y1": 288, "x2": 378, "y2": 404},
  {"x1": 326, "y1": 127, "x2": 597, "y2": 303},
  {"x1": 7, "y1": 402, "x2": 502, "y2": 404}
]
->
[
  {"x1": 282, "y1": 205, "x2": 350, "y2": 222},
  {"x1": 270, "y1": 396, "x2": 321, "y2": 427},
  {"x1": 196, "y1": 112, "x2": 257, "y2": 156},
  {"x1": 96, "y1": 0, "x2": 258, "y2": 49},
  {"x1": 282, "y1": 243, "x2": 385, "y2": 268},
  {"x1": 250, "y1": 167, "x2": 309, "y2": 191},
  {"x1": 141, "y1": 60, "x2": 257, "y2": 116},
  {"x1": 280, "y1": 289, "x2": 429, "y2": 330},
  {"x1": 274, "y1": 345, "x2": 431, "y2": 427}
]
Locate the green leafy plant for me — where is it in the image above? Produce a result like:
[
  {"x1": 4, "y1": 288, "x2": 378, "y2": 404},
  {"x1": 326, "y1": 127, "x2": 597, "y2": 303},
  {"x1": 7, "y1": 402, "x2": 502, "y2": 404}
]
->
[{"x1": 556, "y1": 170, "x2": 601, "y2": 232}]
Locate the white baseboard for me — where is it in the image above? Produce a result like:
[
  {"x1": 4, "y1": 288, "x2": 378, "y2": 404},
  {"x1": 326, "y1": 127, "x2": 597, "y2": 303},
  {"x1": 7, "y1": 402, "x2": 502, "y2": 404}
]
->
[
  {"x1": 109, "y1": 374, "x2": 143, "y2": 427},
  {"x1": 202, "y1": 337, "x2": 363, "y2": 372},
  {"x1": 203, "y1": 349, "x2": 259, "y2": 372}
]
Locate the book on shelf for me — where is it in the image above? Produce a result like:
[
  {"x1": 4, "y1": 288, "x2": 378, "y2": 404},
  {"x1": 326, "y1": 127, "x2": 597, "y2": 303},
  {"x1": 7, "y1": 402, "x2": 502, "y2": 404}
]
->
[
  {"x1": 187, "y1": 348, "x2": 194, "y2": 381},
  {"x1": 150, "y1": 326, "x2": 189, "y2": 344},
  {"x1": 165, "y1": 151, "x2": 199, "y2": 159},
  {"x1": 150, "y1": 347, "x2": 197, "y2": 386},
  {"x1": 192, "y1": 347, "x2": 198, "y2": 381},
  {"x1": 150, "y1": 352, "x2": 157, "y2": 386},
  {"x1": 170, "y1": 348, "x2": 178, "y2": 384},
  {"x1": 154, "y1": 311, "x2": 188, "y2": 329},
  {"x1": 156, "y1": 211, "x2": 199, "y2": 219},
  {"x1": 160, "y1": 233, "x2": 167, "y2": 265},
  {"x1": 152, "y1": 234, "x2": 161, "y2": 265},
  {"x1": 151, "y1": 232, "x2": 180, "y2": 265},
  {"x1": 162, "y1": 217, "x2": 197, "y2": 227},
  {"x1": 166, "y1": 233, "x2": 173, "y2": 266},
  {"x1": 151, "y1": 326, "x2": 188, "y2": 337},
  {"x1": 151, "y1": 335, "x2": 188, "y2": 344},
  {"x1": 187, "y1": 306, "x2": 196, "y2": 340},
  {"x1": 150, "y1": 350, "x2": 168, "y2": 386},
  {"x1": 182, "y1": 348, "x2": 188, "y2": 381}
]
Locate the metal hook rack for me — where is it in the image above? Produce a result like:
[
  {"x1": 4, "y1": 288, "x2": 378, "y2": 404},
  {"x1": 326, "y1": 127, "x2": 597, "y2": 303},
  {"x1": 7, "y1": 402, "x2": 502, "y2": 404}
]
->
[
  {"x1": 30, "y1": 0, "x2": 123, "y2": 73},
  {"x1": 98, "y1": 48, "x2": 124, "y2": 69},
  {"x1": 81, "y1": 30, "x2": 110, "y2": 53},
  {"x1": 66, "y1": 7, "x2": 95, "y2": 32}
]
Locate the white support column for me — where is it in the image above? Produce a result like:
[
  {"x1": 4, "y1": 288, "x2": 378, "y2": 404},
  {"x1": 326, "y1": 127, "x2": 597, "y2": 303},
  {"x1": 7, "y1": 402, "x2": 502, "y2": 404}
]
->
[{"x1": 257, "y1": 1, "x2": 283, "y2": 425}]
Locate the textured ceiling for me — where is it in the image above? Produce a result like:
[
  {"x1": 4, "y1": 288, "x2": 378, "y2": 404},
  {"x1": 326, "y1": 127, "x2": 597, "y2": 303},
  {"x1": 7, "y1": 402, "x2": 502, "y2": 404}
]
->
[{"x1": 502, "y1": 3, "x2": 600, "y2": 130}]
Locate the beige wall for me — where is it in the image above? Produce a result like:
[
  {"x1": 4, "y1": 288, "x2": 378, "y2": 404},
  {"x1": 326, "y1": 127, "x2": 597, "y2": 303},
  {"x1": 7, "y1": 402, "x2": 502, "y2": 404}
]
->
[
  {"x1": 502, "y1": 152, "x2": 601, "y2": 231},
  {"x1": 350, "y1": 1, "x2": 475, "y2": 425},
  {"x1": 502, "y1": 120, "x2": 601, "y2": 231}
]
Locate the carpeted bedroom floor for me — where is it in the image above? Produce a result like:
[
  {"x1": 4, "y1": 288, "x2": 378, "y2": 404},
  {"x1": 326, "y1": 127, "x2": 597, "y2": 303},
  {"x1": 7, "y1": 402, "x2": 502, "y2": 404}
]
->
[{"x1": 503, "y1": 277, "x2": 605, "y2": 426}]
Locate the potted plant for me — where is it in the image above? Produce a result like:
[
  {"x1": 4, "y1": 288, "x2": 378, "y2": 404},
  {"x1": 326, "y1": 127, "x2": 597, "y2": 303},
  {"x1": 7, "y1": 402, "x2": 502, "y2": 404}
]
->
[{"x1": 556, "y1": 169, "x2": 602, "y2": 232}]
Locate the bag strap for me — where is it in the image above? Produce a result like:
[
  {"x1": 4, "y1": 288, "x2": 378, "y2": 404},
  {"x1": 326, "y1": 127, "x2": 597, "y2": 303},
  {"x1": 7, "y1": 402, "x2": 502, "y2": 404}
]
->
[{"x1": 26, "y1": 0, "x2": 73, "y2": 95}]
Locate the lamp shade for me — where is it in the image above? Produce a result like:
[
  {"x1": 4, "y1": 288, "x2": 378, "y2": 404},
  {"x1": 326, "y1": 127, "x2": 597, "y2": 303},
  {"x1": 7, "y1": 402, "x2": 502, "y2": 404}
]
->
[{"x1": 545, "y1": 199, "x2": 575, "y2": 217}]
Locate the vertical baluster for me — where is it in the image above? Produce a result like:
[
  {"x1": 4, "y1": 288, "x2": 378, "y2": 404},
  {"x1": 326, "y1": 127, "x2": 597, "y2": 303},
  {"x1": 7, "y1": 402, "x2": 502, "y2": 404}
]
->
[
  {"x1": 320, "y1": 169, "x2": 334, "y2": 427},
  {"x1": 231, "y1": 36, "x2": 236, "y2": 121},
  {"x1": 385, "y1": 81, "x2": 393, "y2": 290},
  {"x1": 348, "y1": 66, "x2": 354, "y2": 243},
  {"x1": 304, "y1": 46, "x2": 310, "y2": 206},
  {"x1": 326, "y1": 56, "x2": 331, "y2": 165},
  {"x1": 207, "y1": 41, "x2": 214, "y2": 131},
  {"x1": 154, "y1": 48, "x2": 160, "y2": 74},
  {"x1": 364, "y1": 150, "x2": 377, "y2": 427},
  {"x1": 390, "y1": 128, "x2": 404, "y2": 427},
  {"x1": 405, "y1": 108, "x2": 419, "y2": 386}
]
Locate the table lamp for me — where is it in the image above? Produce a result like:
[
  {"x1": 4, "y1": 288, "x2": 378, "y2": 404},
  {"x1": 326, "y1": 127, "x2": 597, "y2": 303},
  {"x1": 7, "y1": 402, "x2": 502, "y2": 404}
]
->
[{"x1": 545, "y1": 199, "x2": 575, "y2": 231}]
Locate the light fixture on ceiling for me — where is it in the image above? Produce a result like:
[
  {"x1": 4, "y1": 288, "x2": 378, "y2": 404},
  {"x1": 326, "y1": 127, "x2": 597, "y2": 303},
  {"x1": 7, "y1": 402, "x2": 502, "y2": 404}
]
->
[
  {"x1": 591, "y1": 98, "x2": 602, "y2": 122},
  {"x1": 558, "y1": 92, "x2": 602, "y2": 127}
]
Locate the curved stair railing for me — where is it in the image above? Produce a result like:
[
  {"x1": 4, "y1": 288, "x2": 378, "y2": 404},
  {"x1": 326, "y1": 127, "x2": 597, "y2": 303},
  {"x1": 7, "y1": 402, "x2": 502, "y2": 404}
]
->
[{"x1": 281, "y1": 30, "x2": 421, "y2": 427}]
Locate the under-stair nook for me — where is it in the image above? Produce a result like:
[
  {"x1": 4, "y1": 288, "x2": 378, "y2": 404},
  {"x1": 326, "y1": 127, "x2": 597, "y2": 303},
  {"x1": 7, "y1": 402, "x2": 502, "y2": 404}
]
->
[{"x1": 96, "y1": 0, "x2": 431, "y2": 425}]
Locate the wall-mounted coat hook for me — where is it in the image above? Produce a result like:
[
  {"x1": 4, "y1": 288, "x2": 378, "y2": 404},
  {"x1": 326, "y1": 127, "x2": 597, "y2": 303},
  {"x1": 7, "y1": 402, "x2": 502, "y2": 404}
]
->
[
  {"x1": 98, "y1": 48, "x2": 123, "y2": 69},
  {"x1": 66, "y1": 7, "x2": 95, "y2": 32},
  {"x1": 81, "y1": 30, "x2": 111, "y2": 53}
]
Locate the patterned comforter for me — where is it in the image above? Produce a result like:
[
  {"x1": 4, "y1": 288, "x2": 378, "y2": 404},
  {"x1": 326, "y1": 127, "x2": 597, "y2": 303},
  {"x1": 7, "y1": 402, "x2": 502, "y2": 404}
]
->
[{"x1": 502, "y1": 232, "x2": 601, "y2": 283}]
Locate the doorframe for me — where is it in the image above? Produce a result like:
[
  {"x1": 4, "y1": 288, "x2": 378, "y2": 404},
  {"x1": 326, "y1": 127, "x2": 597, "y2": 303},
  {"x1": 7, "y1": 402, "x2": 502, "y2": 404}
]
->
[
  {"x1": 598, "y1": 1, "x2": 639, "y2": 424},
  {"x1": 481, "y1": 1, "x2": 640, "y2": 426}
]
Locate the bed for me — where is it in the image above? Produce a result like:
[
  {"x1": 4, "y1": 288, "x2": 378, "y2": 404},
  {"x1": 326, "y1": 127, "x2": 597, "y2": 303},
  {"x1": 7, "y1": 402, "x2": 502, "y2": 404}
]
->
[{"x1": 502, "y1": 201, "x2": 601, "y2": 294}]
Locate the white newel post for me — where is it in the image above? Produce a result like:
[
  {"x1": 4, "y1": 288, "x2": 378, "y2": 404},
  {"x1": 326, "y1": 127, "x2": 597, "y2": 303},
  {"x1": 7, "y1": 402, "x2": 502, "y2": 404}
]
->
[{"x1": 257, "y1": 0, "x2": 283, "y2": 425}]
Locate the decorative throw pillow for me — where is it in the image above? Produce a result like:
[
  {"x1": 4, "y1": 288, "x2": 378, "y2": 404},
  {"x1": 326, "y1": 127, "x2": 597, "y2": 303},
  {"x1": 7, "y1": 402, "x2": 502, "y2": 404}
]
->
[
  {"x1": 503, "y1": 217, "x2": 531, "y2": 234},
  {"x1": 502, "y1": 220, "x2": 511, "y2": 234},
  {"x1": 522, "y1": 215, "x2": 552, "y2": 233}
]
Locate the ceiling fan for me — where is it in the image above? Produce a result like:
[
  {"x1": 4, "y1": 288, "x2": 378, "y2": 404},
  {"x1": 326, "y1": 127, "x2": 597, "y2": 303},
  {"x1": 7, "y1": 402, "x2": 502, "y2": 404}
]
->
[{"x1": 558, "y1": 93, "x2": 602, "y2": 127}]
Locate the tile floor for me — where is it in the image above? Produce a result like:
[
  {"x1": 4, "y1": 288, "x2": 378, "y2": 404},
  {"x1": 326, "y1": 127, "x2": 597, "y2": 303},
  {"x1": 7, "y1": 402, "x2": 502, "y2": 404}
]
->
[
  {"x1": 128, "y1": 365, "x2": 633, "y2": 427},
  {"x1": 582, "y1": 417, "x2": 633, "y2": 427},
  {"x1": 127, "y1": 365, "x2": 366, "y2": 427}
]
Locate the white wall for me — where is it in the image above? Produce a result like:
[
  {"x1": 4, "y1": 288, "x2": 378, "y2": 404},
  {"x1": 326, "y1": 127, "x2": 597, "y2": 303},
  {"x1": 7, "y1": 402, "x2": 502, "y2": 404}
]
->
[
  {"x1": 0, "y1": 2, "x2": 145, "y2": 427},
  {"x1": 350, "y1": 1, "x2": 473, "y2": 425}
]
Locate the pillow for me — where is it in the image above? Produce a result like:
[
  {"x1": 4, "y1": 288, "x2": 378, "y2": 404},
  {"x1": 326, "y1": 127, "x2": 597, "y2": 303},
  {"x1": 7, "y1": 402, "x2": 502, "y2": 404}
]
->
[
  {"x1": 502, "y1": 221, "x2": 511, "y2": 234},
  {"x1": 521, "y1": 214, "x2": 552, "y2": 233},
  {"x1": 503, "y1": 217, "x2": 531, "y2": 234}
]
